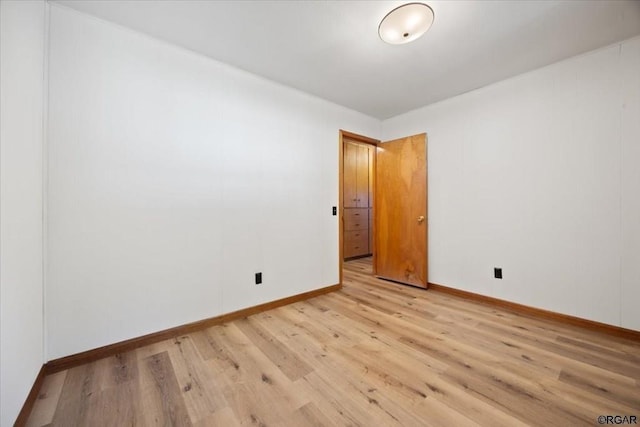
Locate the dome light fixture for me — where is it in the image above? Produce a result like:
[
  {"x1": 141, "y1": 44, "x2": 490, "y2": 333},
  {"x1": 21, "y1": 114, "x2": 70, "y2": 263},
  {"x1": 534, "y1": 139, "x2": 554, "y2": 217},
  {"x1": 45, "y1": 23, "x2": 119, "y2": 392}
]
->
[{"x1": 378, "y1": 2, "x2": 435, "y2": 45}]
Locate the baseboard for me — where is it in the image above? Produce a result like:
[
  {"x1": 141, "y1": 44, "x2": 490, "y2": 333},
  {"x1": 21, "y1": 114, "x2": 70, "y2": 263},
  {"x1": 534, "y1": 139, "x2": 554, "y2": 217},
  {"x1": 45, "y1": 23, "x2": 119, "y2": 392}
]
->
[
  {"x1": 45, "y1": 283, "x2": 341, "y2": 374},
  {"x1": 14, "y1": 365, "x2": 47, "y2": 427},
  {"x1": 428, "y1": 282, "x2": 640, "y2": 341}
]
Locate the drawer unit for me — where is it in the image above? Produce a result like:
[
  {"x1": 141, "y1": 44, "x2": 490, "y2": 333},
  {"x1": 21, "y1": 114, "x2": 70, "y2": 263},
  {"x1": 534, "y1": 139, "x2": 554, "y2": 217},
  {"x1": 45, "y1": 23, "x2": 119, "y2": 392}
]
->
[
  {"x1": 344, "y1": 230, "x2": 369, "y2": 258},
  {"x1": 344, "y1": 208, "x2": 368, "y2": 231}
]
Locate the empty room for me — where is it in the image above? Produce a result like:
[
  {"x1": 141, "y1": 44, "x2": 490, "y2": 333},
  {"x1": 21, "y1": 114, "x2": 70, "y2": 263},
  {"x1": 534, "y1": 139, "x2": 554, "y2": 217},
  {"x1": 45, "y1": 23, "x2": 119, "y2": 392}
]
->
[{"x1": 2, "y1": 0, "x2": 640, "y2": 425}]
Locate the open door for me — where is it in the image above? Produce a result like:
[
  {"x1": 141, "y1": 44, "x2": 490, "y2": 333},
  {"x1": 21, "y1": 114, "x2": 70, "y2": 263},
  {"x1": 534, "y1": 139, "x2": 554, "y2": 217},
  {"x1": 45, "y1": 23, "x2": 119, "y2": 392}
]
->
[{"x1": 374, "y1": 133, "x2": 427, "y2": 288}]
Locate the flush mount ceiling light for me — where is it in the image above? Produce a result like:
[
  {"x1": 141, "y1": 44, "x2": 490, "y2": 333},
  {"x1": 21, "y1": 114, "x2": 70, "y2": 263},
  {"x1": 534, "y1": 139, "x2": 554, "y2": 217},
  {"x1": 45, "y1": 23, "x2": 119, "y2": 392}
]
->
[{"x1": 378, "y1": 2, "x2": 434, "y2": 45}]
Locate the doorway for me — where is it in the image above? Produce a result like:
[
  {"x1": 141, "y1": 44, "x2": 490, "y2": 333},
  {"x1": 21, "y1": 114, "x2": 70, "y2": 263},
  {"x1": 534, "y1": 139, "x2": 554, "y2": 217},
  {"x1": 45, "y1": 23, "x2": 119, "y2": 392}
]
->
[
  {"x1": 338, "y1": 131, "x2": 428, "y2": 288},
  {"x1": 339, "y1": 130, "x2": 379, "y2": 283}
]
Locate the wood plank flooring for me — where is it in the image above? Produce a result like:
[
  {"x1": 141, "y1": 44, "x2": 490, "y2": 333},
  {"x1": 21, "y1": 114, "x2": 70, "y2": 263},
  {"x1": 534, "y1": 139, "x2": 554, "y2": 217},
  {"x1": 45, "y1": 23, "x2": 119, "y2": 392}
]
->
[{"x1": 26, "y1": 258, "x2": 640, "y2": 426}]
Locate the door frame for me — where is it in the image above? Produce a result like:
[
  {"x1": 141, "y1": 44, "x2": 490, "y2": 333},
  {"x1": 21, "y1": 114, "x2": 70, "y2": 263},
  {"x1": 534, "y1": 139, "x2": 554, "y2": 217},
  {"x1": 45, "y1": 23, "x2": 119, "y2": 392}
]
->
[{"x1": 338, "y1": 130, "x2": 380, "y2": 285}]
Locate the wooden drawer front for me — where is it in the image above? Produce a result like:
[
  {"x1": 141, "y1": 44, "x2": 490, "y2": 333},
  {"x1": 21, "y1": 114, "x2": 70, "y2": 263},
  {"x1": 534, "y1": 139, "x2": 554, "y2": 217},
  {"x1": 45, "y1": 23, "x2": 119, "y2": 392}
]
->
[
  {"x1": 344, "y1": 230, "x2": 369, "y2": 258},
  {"x1": 344, "y1": 209, "x2": 368, "y2": 230}
]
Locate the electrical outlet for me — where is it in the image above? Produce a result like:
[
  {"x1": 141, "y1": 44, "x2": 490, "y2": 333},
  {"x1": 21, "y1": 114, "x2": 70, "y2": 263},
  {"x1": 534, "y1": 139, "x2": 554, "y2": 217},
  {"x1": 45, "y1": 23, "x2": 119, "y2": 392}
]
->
[
  {"x1": 255, "y1": 272, "x2": 262, "y2": 285},
  {"x1": 332, "y1": 206, "x2": 337, "y2": 216},
  {"x1": 494, "y1": 268, "x2": 502, "y2": 279}
]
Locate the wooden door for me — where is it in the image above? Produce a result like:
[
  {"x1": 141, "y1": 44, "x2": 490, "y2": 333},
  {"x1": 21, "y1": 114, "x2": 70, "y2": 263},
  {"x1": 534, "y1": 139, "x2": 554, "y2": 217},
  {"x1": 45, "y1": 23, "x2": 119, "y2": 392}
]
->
[
  {"x1": 343, "y1": 142, "x2": 358, "y2": 208},
  {"x1": 374, "y1": 133, "x2": 427, "y2": 288}
]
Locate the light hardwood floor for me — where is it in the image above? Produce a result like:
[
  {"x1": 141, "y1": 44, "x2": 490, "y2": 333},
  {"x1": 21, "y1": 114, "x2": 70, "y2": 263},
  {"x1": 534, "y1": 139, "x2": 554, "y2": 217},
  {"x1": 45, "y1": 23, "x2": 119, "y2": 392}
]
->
[{"x1": 26, "y1": 257, "x2": 640, "y2": 426}]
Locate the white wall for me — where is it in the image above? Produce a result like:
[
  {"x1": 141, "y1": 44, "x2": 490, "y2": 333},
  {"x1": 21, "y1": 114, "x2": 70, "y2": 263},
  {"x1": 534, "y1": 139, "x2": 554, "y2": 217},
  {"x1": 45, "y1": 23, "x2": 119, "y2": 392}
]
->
[
  {"x1": 0, "y1": 1, "x2": 45, "y2": 425},
  {"x1": 382, "y1": 37, "x2": 640, "y2": 330},
  {"x1": 620, "y1": 38, "x2": 640, "y2": 330},
  {"x1": 46, "y1": 5, "x2": 379, "y2": 360}
]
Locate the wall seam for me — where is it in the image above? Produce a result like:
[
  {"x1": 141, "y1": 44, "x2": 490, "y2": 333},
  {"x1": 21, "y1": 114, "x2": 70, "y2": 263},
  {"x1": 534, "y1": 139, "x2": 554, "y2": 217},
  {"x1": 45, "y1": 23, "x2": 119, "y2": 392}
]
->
[
  {"x1": 42, "y1": 0, "x2": 51, "y2": 364},
  {"x1": 618, "y1": 42, "x2": 623, "y2": 329}
]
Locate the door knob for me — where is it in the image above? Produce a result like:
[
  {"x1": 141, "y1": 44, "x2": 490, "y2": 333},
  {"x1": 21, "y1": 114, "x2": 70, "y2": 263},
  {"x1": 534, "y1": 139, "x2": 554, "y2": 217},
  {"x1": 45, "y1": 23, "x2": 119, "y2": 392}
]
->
[{"x1": 417, "y1": 216, "x2": 425, "y2": 223}]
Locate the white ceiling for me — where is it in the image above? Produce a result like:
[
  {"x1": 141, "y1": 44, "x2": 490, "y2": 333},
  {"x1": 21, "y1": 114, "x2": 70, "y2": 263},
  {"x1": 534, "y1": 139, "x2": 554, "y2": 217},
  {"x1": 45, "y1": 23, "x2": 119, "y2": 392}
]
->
[{"x1": 55, "y1": 0, "x2": 640, "y2": 119}]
